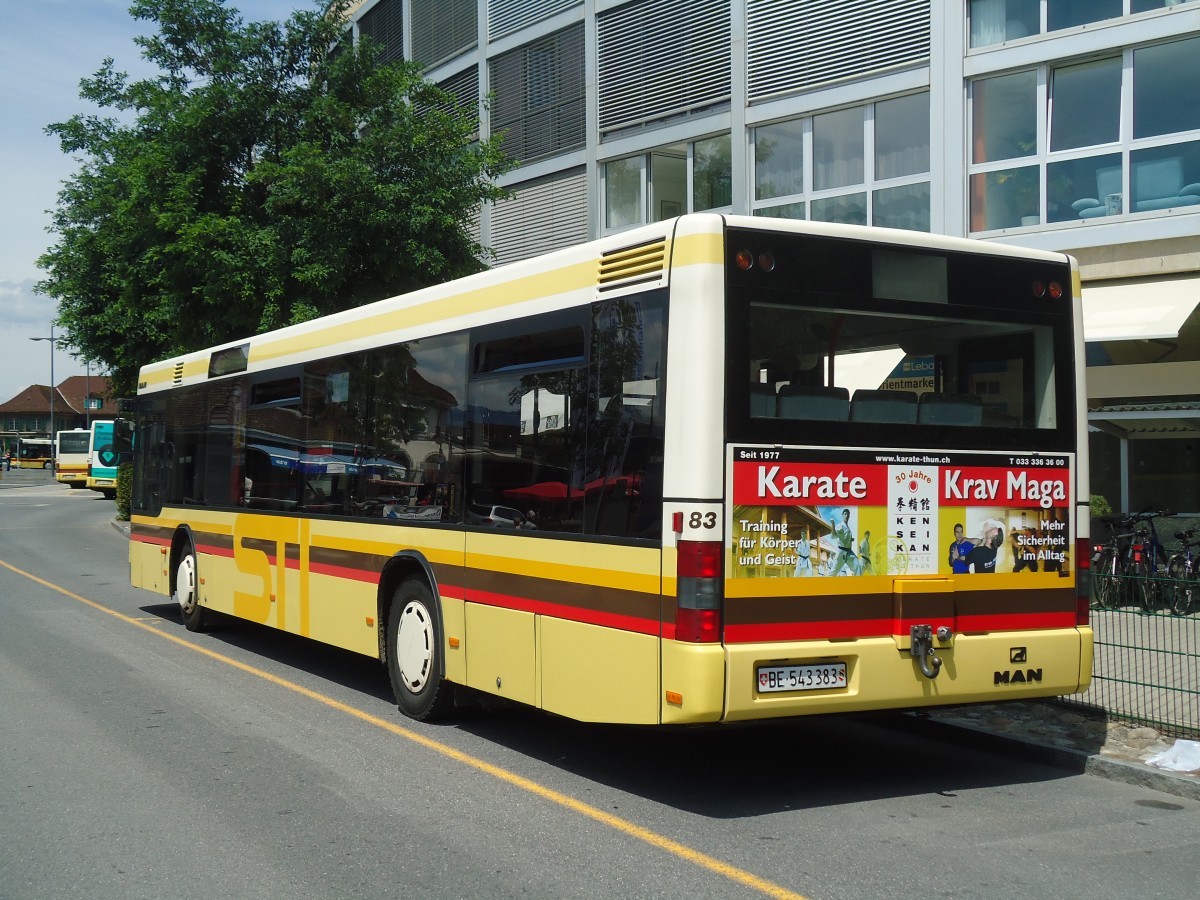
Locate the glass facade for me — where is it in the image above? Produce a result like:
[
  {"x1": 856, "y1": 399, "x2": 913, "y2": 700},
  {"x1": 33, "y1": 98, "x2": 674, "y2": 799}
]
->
[
  {"x1": 753, "y1": 94, "x2": 931, "y2": 231},
  {"x1": 969, "y1": 34, "x2": 1200, "y2": 232}
]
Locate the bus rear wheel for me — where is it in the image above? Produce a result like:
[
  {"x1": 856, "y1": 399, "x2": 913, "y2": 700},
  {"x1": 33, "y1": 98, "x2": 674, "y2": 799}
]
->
[
  {"x1": 173, "y1": 547, "x2": 209, "y2": 632},
  {"x1": 387, "y1": 577, "x2": 453, "y2": 721}
]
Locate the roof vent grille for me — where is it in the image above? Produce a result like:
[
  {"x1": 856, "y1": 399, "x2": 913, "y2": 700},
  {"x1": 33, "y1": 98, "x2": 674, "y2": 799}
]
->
[{"x1": 597, "y1": 239, "x2": 668, "y2": 294}]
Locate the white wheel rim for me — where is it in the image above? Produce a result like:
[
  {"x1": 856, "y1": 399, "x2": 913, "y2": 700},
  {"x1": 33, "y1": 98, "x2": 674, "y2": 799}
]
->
[
  {"x1": 175, "y1": 555, "x2": 196, "y2": 615},
  {"x1": 396, "y1": 601, "x2": 434, "y2": 693}
]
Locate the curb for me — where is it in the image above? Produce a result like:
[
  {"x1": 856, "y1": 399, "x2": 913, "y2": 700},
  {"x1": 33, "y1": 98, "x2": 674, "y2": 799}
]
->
[{"x1": 907, "y1": 714, "x2": 1200, "y2": 803}]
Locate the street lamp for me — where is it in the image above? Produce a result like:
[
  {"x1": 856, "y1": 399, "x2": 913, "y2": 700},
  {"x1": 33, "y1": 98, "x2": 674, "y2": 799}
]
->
[{"x1": 29, "y1": 326, "x2": 56, "y2": 438}]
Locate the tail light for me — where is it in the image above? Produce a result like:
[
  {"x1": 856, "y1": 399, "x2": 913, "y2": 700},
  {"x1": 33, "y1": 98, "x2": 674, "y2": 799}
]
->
[
  {"x1": 1076, "y1": 537, "x2": 1090, "y2": 626},
  {"x1": 676, "y1": 540, "x2": 723, "y2": 642}
]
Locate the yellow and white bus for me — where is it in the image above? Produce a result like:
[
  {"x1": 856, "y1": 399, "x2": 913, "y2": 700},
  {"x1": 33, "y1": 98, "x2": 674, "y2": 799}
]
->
[
  {"x1": 55, "y1": 428, "x2": 91, "y2": 487},
  {"x1": 128, "y1": 214, "x2": 1093, "y2": 724},
  {"x1": 17, "y1": 437, "x2": 54, "y2": 469}
]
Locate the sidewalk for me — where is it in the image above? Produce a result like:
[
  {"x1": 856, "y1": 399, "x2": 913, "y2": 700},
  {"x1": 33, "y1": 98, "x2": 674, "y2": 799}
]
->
[{"x1": 918, "y1": 700, "x2": 1200, "y2": 801}]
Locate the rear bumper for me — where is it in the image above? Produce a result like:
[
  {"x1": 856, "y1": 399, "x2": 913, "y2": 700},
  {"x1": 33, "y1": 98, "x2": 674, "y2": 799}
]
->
[{"x1": 721, "y1": 627, "x2": 1092, "y2": 721}]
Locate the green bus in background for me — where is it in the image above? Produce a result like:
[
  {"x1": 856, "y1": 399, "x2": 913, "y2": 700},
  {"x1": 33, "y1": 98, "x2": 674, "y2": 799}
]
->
[{"x1": 87, "y1": 419, "x2": 132, "y2": 499}]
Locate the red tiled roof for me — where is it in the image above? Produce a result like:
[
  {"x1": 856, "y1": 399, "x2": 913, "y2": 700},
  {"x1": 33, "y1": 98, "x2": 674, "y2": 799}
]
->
[{"x1": 0, "y1": 376, "x2": 112, "y2": 415}]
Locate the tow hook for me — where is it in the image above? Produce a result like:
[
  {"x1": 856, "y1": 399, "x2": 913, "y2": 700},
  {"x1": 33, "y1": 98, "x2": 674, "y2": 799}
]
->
[{"x1": 910, "y1": 624, "x2": 948, "y2": 679}]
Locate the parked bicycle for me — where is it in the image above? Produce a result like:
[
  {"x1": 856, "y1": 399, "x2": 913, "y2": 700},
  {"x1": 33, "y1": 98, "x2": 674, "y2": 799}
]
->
[
  {"x1": 1091, "y1": 509, "x2": 1173, "y2": 611},
  {"x1": 1092, "y1": 513, "x2": 1136, "y2": 609},
  {"x1": 1166, "y1": 527, "x2": 1200, "y2": 616},
  {"x1": 1128, "y1": 510, "x2": 1173, "y2": 612}
]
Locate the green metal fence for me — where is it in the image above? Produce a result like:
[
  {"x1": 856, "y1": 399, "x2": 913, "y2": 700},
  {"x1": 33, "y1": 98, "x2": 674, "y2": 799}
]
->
[{"x1": 1060, "y1": 573, "x2": 1200, "y2": 739}]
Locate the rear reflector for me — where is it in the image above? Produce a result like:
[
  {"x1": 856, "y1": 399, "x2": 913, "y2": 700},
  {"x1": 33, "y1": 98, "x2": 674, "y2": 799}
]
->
[{"x1": 675, "y1": 608, "x2": 721, "y2": 643}]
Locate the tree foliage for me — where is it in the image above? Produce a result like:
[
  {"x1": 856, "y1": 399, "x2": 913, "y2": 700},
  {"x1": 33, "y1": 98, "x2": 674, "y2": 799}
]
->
[{"x1": 38, "y1": 0, "x2": 513, "y2": 395}]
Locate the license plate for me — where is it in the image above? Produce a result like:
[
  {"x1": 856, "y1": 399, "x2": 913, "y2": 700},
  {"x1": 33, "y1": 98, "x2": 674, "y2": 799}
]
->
[{"x1": 757, "y1": 662, "x2": 847, "y2": 693}]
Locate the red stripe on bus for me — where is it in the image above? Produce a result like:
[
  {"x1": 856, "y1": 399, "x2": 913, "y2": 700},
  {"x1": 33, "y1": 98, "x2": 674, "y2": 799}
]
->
[
  {"x1": 308, "y1": 560, "x2": 381, "y2": 583},
  {"x1": 724, "y1": 610, "x2": 1075, "y2": 643},
  {"x1": 132, "y1": 534, "x2": 172, "y2": 549},
  {"x1": 467, "y1": 588, "x2": 661, "y2": 636},
  {"x1": 196, "y1": 542, "x2": 235, "y2": 559}
]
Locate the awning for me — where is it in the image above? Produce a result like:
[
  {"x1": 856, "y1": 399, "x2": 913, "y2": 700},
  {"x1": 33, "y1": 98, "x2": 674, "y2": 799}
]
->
[
  {"x1": 1088, "y1": 401, "x2": 1200, "y2": 437},
  {"x1": 1082, "y1": 277, "x2": 1200, "y2": 342}
]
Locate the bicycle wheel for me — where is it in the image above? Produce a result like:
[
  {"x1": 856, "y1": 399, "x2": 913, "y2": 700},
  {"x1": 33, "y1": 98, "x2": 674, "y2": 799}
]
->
[
  {"x1": 1093, "y1": 549, "x2": 1119, "y2": 608},
  {"x1": 1186, "y1": 565, "x2": 1200, "y2": 617},
  {"x1": 1133, "y1": 558, "x2": 1156, "y2": 612},
  {"x1": 1167, "y1": 558, "x2": 1192, "y2": 616}
]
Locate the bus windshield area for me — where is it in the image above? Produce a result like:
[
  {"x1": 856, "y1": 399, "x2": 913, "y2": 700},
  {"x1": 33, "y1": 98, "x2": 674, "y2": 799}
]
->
[{"x1": 744, "y1": 303, "x2": 1060, "y2": 432}]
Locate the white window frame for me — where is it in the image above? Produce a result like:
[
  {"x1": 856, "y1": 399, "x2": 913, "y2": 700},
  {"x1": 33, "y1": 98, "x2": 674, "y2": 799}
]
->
[{"x1": 967, "y1": 38, "x2": 1200, "y2": 236}]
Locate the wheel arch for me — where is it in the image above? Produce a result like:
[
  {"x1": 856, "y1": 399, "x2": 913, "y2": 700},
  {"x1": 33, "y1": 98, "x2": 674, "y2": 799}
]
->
[
  {"x1": 168, "y1": 525, "x2": 198, "y2": 597},
  {"x1": 377, "y1": 550, "x2": 443, "y2": 672}
]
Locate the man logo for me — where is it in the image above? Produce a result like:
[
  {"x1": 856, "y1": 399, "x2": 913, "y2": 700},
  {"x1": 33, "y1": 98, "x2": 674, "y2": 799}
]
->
[
  {"x1": 1010, "y1": 647, "x2": 1027, "y2": 663},
  {"x1": 995, "y1": 668, "x2": 1043, "y2": 685}
]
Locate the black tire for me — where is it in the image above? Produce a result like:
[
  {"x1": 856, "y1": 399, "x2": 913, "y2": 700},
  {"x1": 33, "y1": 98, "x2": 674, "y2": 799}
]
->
[
  {"x1": 387, "y1": 577, "x2": 454, "y2": 721},
  {"x1": 1186, "y1": 569, "x2": 1200, "y2": 617},
  {"x1": 1094, "y1": 549, "x2": 1118, "y2": 608},
  {"x1": 1132, "y1": 558, "x2": 1156, "y2": 613},
  {"x1": 1176, "y1": 564, "x2": 1195, "y2": 619},
  {"x1": 173, "y1": 544, "x2": 209, "y2": 632}
]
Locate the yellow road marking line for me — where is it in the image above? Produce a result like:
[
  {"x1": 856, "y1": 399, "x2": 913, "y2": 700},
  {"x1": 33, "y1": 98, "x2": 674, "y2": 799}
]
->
[{"x1": 1, "y1": 559, "x2": 808, "y2": 900}]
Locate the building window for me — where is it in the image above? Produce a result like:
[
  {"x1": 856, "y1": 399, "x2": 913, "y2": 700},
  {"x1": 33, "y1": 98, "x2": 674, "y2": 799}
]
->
[
  {"x1": 596, "y1": 0, "x2": 730, "y2": 134},
  {"x1": 969, "y1": 35, "x2": 1200, "y2": 232},
  {"x1": 1135, "y1": 38, "x2": 1200, "y2": 139},
  {"x1": 489, "y1": 24, "x2": 585, "y2": 165},
  {"x1": 752, "y1": 93, "x2": 931, "y2": 232},
  {"x1": 410, "y1": 0, "x2": 477, "y2": 69},
  {"x1": 356, "y1": 0, "x2": 404, "y2": 65},
  {"x1": 968, "y1": 0, "x2": 1038, "y2": 47},
  {"x1": 747, "y1": 0, "x2": 930, "y2": 101},
  {"x1": 813, "y1": 108, "x2": 865, "y2": 192},
  {"x1": 603, "y1": 134, "x2": 734, "y2": 231},
  {"x1": 490, "y1": 170, "x2": 589, "y2": 266},
  {"x1": 693, "y1": 134, "x2": 732, "y2": 211},
  {"x1": 969, "y1": 0, "x2": 1198, "y2": 48},
  {"x1": 971, "y1": 71, "x2": 1037, "y2": 164},
  {"x1": 605, "y1": 157, "x2": 645, "y2": 229},
  {"x1": 876, "y1": 93, "x2": 931, "y2": 179},
  {"x1": 1047, "y1": 0, "x2": 1122, "y2": 31}
]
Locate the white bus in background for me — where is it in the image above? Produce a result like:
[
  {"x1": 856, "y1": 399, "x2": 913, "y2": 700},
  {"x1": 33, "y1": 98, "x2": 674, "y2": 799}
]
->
[{"x1": 55, "y1": 428, "x2": 91, "y2": 488}]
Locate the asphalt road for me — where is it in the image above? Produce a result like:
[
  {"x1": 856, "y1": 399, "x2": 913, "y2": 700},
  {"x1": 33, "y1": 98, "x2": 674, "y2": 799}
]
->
[{"x1": 3, "y1": 470, "x2": 1200, "y2": 900}]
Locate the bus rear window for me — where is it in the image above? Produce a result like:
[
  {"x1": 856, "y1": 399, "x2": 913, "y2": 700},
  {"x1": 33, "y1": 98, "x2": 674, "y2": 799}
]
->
[{"x1": 742, "y1": 303, "x2": 1060, "y2": 432}]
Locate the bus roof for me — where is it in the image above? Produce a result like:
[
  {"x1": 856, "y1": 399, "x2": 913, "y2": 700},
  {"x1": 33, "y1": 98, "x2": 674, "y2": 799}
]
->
[{"x1": 136, "y1": 214, "x2": 1072, "y2": 395}]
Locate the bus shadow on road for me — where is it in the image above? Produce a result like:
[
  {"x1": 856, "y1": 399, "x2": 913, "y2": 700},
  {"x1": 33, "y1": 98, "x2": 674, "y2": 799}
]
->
[
  {"x1": 138, "y1": 602, "x2": 396, "y2": 705},
  {"x1": 139, "y1": 600, "x2": 1075, "y2": 817},
  {"x1": 451, "y1": 708, "x2": 1076, "y2": 816}
]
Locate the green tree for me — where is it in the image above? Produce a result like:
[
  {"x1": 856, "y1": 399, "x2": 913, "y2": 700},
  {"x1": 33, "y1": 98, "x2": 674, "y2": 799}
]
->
[{"x1": 38, "y1": 0, "x2": 512, "y2": 395}]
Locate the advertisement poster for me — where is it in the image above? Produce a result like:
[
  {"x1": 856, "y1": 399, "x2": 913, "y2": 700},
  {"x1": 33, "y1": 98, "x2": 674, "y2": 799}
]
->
[{"x1": 729, "y1": 447, "x2": 1072, "y2": 579}]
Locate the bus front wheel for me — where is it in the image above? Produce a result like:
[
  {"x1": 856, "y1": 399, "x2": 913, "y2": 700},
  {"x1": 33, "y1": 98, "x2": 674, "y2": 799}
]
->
[
  {"x1": 386, "y1": 578, "x2": 453, "y2": 721},
  {"x1": 173, "y1": 547, "x2": 209, "y2": 632}
]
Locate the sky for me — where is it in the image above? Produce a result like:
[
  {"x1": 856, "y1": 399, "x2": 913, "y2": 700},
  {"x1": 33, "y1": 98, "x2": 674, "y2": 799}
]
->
[{"x1": 0, "y1": 0, "x2": 305, "y2": 404}]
